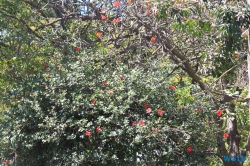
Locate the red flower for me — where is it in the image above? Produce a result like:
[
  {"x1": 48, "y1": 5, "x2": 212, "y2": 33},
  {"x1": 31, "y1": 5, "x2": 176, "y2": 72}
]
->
[
  {"x1": 113, "y1": 18, "x2": 120, "y2": 23},
  {"x1": 76, "y1": 47, "x2": 80, "y2": 52},
  {"x1": 223, "y1": 133, "x2": 229, "y2": 138},
  {"x1": 158, "y1": 109, "x2": 163, "y2": 116},
  {"x1": 120, "y1": 76, "x2": 124, "y2": 80},
  {"x1": 150, "y1": 37, "x2": 156, "y2": 42},
  {"x1": 92, "y1": 99, "x2": 96, "y2": 105},
  {"x1": 113, "y1": 1, "x2": 120, "y2": 7},
  {"x1": 144, "y1": 103, "x2": 149, "y2": 109},
  {"x1": 96, "y1": 126, "x2": 101, "y2": 133},
  {"x1": 101, "y1": 15, "x2": 107, "y2": 20},
  {"x1": 186, "y1": 146, "x2": 192, "y2": 153},
  {"x1": 127, "y1": 0, "x2": 132, "y2": 4},
  {"x1": 217, "y1": 110, "x2": 222, "y2": 117},
  {"x1": 195, "y1": 110, "x2": 200, "y2": 113},
  {"x1": 107, "y1": 89, "x2": 113, "y2": 94},
  {"x1": 85, "y1": 131, "x2": 91, "y2": 136},
  {"x1": 132, "y1": 121, "x2": 137, "y2": 126},
  {"x1": 44, "y1": 65, "x2": 49, "y2": 70},
  {"x1": 146, "y1": 108, "x2": 151, "y2": 114},
  {"x1": 96, "y1": 32, "x2": 102, "y2": 38},
  {"x1": 146, "y1": 9, "x2": 151, "y2": 14},
  {"x1": 235, "y1": 53, "x2": 240, "y2": 58},
  {"x1": 102, "y1": 81, "x2": 107, "y2": 86},
  {"x1": 139, "y1": 120, "x2": 145, "y2": 126},
  {"x1": 169, "y1": 85, "x2": 175, "y2": 91},
  {"x1": 100, "y1": 8, "x2": 105, "y2": 13},
  {"x1": 3, "y1": 160, "x2": 8, "y2": 165}
]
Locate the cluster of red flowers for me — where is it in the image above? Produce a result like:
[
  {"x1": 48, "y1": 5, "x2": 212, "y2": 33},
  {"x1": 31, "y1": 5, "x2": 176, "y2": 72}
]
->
[
  {"x1": 217, "y1": 109, "x2": 222, "y2": 116},
  {"x1": 169, "y1": 85, "x2": 175, "y2": 91},
  {"x1": 139, "y1": 120, "x2": 145, "y2": 126},
  {"x1": 132, "y1": 120, "x2": 145, "y2": 126},
  {"x1": 113, "y1": 18, "x2": 120, "y2": 23},
  {"x1": 195, "y1": 109, "x2": 200, "y2": 113},
  {"x1": 85, "y1": 126, "x2": 102, "y2": 137},
  {"x1": 223, "y1": 133, "x2": 229, "y2": 138},
  {"x1": 3, "y1": 160, "x2": 8, "y2": 165},
  {"x1": 86, "y1": 131, "x2": 91, "y2": 136},
  {"x1": 92, "y1": 99, "x2": 96, "y2": 105},
  {"x1": 150, "y1": 37, "x2": 156, "y2": 42},
  {"x1": 100, "y1": 9, "x2": 105, "y2": 13},
  {"x1": 146, "y1": 108, "x2": 151, "y2": 114},
  {"x1": 102, "y1": 81, "x2": 107, "y2": 86},
  {"x1": 113, "y1": 1, "x2": 120, "y2": 7},
  {"x1": 96, "y1": 32, "x2": 102, "y2": 38},
  {"x1": 101, "y1": 15, "x2": 107, "y2": 20},
  {"x1": 157, "y1": 109, "x2": 163, "y2": 116},
  {"x1": 186, "y1": 146, "x2": 192, "y2": 153},
  {"x1": 96, "y1": 126, "x2": 101, "y2": 132},
  {"x1": 75, "y1": 46, "x2": 80, "y2": 52},
  {"x1": 44, "y1": 65, "x2": 49, "y2": 70},
  {"x1": 144, "y1": 103, "x2": 164, "y2": 116}
]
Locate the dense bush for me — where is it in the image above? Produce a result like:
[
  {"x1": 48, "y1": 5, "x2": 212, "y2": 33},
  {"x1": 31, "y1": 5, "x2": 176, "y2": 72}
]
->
[{"x1": 0, "y1": 51, "x2": 219, "y2": 165}]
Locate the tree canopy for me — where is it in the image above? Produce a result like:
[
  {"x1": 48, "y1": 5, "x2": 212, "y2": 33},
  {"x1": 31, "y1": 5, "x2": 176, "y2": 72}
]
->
[{"x1": 1, "y1": 0, "x2": 250, "y2": 165}]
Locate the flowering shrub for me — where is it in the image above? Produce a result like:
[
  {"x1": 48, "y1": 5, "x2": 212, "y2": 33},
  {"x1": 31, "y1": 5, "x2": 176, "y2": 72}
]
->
[
  {"x1": 0, "y1": 52, "x2": 218, "y2": 165},
  {"x1": 0, "y1": 0, "x2": 226, "y2": 165}
]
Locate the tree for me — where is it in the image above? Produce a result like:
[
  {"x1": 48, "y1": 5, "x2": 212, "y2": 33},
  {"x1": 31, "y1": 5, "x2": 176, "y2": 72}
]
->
[{"x1": 0, "y1": 0, "x2": 250, "y2": 165}]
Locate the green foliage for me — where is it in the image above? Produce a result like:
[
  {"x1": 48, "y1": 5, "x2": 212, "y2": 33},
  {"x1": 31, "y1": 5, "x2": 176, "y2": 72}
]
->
[
  {"x1": 0, "y1": 51, "x2": 219, "y2": 165},
  {"x1": 1, "y1": 0, "x2": 250, "y2": 165}
]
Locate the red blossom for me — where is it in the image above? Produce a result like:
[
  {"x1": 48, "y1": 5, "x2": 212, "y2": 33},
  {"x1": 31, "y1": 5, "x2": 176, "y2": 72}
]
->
[
  {"x1": 223, "y1": 133, "x2": 229, "y2": 138},
  {"x1": 3, "y1": 160, "x2": 8, "y2": 165},
  {"x1": 157, "y1": 109, "x2": 163, "y2": 116},
  {"x1": 235, "y1": 53, "x2": 240, "y2": 58},
  {"x1": 146, "y1": 108, "x2": 151, "y2": 114},
  {"x1": 100, "y1": 8, "x2": 105, "y2": 13},
  {"x1": 169, "y1": 85, "x2": 175, "y2": 91},
  {"x1": 120, "y1": 75, "x2": 124, "y2": 80},
  {"x1": 75, "y1": 47, "x2": 80, "y2": 52},
  {"x1": 107, "y1": 89, "x2": 113, "y2": 94},
  {"x1": 146, "y1": 9, "x2": 151, "y2": 14},
  {"x1": 217, "y1": 110, "x2": 222, "y2": 117},
  {"x1": 44, "y1": 65, "x2": 49, "y2": 70},
  {"x1": 96, "y1": 32, "x2": 102, "y2": 38},
  {"x1": 85, "y1": 131, "x2": 91, "y2": 136},
  {"x1": 150, "y1": 37, "x2": 156, "y2": 42},
  {"x1": 102, "y1": 81, "x2": 107, "y2": 86},
  {"x1": 96, "y1": 126, "x2": 101, "y2": 133},
  {"x1": 186, "y1": 146, "x2": 192, "y2": 153},
  {"x1": 113, "y1": 1, "x2": 120, "y2": 7},
  {"x1": 195, "y1": 110, "x2": 200, "y2": 113},
  {"x1": 101, "y1": 15, "x2": 107, "y2": 20},
  {"x1": 132, "y1": 121, "x2": 137, "y2": 126},
  {"x1": 113, "y1": 18, "x2": 120, "y2": 23},
  {"x1": 127, "y1": 0, "x2": 132, "y2": 4},
  {"x1": 139, "y1": 120, "x2": 145, "y2": 126},
  {"x1": 92, "y1": 99, "x2": 96, "y2": 105},
  {"x1": 144, "y1": 103, "x2": 149, "y2": 109}
]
